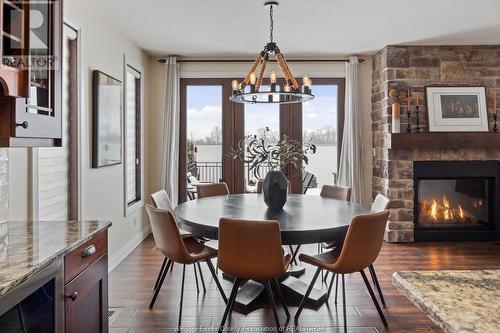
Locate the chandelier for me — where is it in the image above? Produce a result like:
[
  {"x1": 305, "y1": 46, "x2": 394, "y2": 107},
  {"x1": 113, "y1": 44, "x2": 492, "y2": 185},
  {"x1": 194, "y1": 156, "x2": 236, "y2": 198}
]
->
[{"x1": 229, "y1": 1, "x2": 314, "y2": 105}]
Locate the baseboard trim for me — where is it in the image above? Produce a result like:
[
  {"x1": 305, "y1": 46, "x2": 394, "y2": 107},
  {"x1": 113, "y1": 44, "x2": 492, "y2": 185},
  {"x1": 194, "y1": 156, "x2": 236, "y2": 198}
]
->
[{"x1": 108, "y1": 225, "x2": 151, "y2": 272}]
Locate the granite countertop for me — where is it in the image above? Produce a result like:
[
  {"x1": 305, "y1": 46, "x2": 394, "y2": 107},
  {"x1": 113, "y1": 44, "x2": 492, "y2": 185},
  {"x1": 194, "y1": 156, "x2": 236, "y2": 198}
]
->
[
  {"x1": 393, "y1": 270, "x2": 500, "y2": 333},
  {"x1": 0, "y1": 220, "x2": 111, "y2": 297}
]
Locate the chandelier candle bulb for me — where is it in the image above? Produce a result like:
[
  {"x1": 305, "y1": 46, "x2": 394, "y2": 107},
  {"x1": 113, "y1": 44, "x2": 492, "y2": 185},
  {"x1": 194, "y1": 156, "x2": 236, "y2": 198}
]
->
[
  {"x1": 284, "y1": 84, "x2": 291, "y2": 92},
  {"x1": 231, "y1": 80, "x2": 239, "y2": 93},
  {"x1": 250, "y1": 72, "x2": 256, "y2": 85},
  {"x1": 270, "y1": 71, "x2": 277, "y2": 84}
]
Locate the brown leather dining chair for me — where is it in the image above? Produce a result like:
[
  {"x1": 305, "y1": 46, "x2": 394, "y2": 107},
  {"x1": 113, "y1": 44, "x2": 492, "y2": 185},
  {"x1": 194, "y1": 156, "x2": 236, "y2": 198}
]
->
[
  {"x1": 323, "y1": 192, "x2": 390, "y2": 308},
  {"x1": 217, "y1": 218, "x2": 292, "y2": 332},
  {"x1": 145, "y1": 204, "x2": 227, "y2": 330},
  {"x1": 367, "y1": 193, "x2": 391, "y2": 306},
  {"x1": 197, "y1": 182, "x2": 229, "y2": 199},
  {"x1": 150, "y1": 190, "x2": 207, "y2": 294},
  {"x1": 320, "y1": 184, "x2": 352, "y2": 201},
  {"x1": 295, "y1": 210, "x2": 390, "y2": 332}
]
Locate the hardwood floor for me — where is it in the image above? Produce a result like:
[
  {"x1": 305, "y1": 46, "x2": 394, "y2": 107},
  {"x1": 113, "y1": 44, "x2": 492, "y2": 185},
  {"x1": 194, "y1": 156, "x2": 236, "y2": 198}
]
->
[{"x1": 109, "y1": 236, "x2": 500, "y2": 332}]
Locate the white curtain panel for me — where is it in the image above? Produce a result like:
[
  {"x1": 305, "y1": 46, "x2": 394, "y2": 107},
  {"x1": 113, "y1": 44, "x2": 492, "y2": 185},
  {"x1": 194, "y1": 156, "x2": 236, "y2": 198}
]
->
[
  {"x1": 160, "y1": 56, "x2": 180, "y2": 205},
  {"x1": 337, "y1": 56, "x2": 367, "y2": 206}
]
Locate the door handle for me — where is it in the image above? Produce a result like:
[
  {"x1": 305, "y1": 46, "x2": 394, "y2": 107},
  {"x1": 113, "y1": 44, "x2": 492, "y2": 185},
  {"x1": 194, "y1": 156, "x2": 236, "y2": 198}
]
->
[
  {"x1": 16, "y1": 121, "x2": 29, "y2": 129},
  {"x1": 68, "y1": 292, "x2": 78, "y2": 301},
  {"x1": 81, "y1": 245, "x2": 96, "y2": 258}
]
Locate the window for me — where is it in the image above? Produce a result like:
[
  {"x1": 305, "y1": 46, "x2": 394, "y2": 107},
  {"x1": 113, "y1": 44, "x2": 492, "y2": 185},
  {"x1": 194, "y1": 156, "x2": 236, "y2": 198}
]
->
[
  {"x1": 179, "y1": 77, "x2": 345, "y2": 200},
  {"x1": 125, "y1": 65, "x2": 142, "y2": 209},
  {"x1": 244, "y1": 87, "x2": 279, "y2": 188},
  {"x1": 302, "y1": 80, "x2": 344, "y2": 188}
]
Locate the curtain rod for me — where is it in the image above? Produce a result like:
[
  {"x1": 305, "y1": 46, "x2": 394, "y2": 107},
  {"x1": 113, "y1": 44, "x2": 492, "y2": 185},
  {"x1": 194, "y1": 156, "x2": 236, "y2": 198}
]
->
[{"x1": 157, "y1": 58, "x2": 364, "y2": 64}]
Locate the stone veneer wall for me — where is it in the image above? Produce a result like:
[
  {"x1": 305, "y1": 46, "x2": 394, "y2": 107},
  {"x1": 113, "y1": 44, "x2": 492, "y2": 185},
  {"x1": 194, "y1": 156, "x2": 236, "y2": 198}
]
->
[{"x1": 372, "y1": 45, "x2": 500, "y2": 242}]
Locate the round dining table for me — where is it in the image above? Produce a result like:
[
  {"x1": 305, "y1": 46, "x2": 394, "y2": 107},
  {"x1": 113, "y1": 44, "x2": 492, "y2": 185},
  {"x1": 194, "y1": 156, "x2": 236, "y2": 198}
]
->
[
  {"x1": 174, "y1": 193, "x2": 368, "y2": 245},
  {"x1": 174, "y1": 193, "x2": 369, "y2": 311}
]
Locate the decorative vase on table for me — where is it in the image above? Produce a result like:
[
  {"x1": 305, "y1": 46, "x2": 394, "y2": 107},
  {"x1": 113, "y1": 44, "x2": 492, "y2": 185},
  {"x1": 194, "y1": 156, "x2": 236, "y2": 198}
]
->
[{"x1": 262, "y1": 170, "x2": 288, "y2": 211}]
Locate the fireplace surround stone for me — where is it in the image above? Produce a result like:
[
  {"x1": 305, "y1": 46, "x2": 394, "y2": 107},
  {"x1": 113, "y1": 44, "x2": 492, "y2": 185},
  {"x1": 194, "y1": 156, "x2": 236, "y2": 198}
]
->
[{"x1": 371, "y1": 45, "x2": 500, "y2": 242}]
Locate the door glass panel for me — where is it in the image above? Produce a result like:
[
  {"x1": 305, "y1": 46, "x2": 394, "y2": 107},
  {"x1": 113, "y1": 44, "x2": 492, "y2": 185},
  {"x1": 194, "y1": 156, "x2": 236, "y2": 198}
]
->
[
  {"x1": 244, "y1": 85, "x2": 280, "y2": 190},
  {"x1": 27, "y1": 1, "x2": 54, "y2": 115},
  {"x1": 302, "y1": 84, "x2": 338, "y2": 189},
  {"x1": 186, "y1": 86, "x2": 223, "y2": 196}
]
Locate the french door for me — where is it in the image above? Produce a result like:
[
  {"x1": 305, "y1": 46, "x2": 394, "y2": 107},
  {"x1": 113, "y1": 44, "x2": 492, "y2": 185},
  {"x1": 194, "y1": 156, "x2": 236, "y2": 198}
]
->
[{"x1": 179, "y1": 78, "x2": 344, "y2": 202}]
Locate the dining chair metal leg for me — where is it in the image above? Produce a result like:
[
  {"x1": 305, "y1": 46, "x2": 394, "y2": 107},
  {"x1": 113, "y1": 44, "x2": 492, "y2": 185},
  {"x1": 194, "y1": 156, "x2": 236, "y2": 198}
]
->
[
  {"x1": 288, "y1": 245, "x2": 298, "y2": 265},
  {"x1": 153, "y1": 257, "x2": 168, "y2": 291},
  {"x1": 369, "y1": 264, "x2": 386, "y2": 307},
  {"x1": 206, "y1": 259, "x2": 228, "y2": 303},
  {"x1": 294, "y1": 267, "x2": 321, "y2": 321},
  {"x1": 193, "y1": 263, "x2": 200, "y2": 294},
  {"x1": 290, "y1": 244, "x2": 302, "y2": 265},
  {"x1": 218, "y1": 279, "x2": 241, "y2": 333},
  {"x1": 326, "y1": 272, "x2": 336, "y2": 301},
  {"x1": 177, "y1": 264, "x2": 187, "y2": 331},
  {"x1": 323, "y1": 270, "x2": 329, "y2": 282},
  {"x1": 265, "y1": 280, "x2": 280, "y2": 328},
  {"x1": 335, "y1": 273, "x2": 339, "y2": 304},
  {"x1": 170, "y1": 261, "x2": 174, "y2": 272},
  {"x1": 273, "y1": 279, "x2": 290, "y2": 318},
  {"x1": 360, "y1": 269, "x2": 388, "y2": 327},
  {"x1": 197, "y1": 262, "x2": 206, "y2": 293},
  {"x1": 149, "y1": 259, "x2": 172, "y2": 308},
  {"x1": 342, "y1": 274, "x2": 347, "y2": 333}
]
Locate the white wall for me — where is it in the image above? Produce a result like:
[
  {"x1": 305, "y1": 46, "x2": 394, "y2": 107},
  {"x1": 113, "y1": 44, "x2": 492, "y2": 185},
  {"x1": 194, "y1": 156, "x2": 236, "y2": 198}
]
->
[
  {"x1": 146, "y1": 58, "x2": 373, "y2": 207},
  {"x1": 6, "y1": 0, "x2": 152, "y2": 269}
]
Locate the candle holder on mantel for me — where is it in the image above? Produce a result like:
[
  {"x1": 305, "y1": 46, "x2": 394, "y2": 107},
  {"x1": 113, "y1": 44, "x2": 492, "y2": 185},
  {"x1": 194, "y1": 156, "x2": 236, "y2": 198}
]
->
[
  {"x1": 415, "y1": 105, "x2": 421, "y2": 133},
  {"x1": 406, "y1": 105, "x2": 412, "y2": 133}
]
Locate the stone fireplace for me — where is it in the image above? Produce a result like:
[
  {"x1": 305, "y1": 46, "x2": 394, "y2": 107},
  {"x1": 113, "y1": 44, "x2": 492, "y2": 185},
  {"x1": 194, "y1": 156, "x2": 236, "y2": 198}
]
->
[{"x1": 371, "y1": 45, "x2": 500, "y2": 242}]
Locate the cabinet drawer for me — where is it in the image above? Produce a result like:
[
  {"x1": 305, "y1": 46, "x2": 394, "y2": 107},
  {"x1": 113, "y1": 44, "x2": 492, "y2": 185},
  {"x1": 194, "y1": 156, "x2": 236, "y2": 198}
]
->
[{"x1": 65, "y1": 230, "x2": 107, "y2": 284}]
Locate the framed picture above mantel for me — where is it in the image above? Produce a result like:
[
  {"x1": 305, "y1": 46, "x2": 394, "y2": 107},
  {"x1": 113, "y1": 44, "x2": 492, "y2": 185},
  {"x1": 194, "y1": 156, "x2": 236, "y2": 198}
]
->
[{"x1": 426, "y1": 86, "x2": 489, "y2": 132}]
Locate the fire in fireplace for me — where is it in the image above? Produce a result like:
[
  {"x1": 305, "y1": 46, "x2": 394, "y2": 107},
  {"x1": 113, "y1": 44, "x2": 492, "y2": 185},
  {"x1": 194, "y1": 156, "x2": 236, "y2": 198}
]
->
[
  {"x1": 414, "y1": 161, "x2": 500, "y2": 241},
  {"x1": 417, "y1": 179, "x2": 489, "y2": 227}
]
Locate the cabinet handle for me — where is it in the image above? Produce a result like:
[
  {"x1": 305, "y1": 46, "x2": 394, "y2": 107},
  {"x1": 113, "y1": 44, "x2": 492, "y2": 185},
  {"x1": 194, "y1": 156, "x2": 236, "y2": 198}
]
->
[
  {"x1": 82, "y1": 245, "x2": 96, "y2": 258},
  {"x1": 16, "y1": 121, "x2": 29, "y2": 129},
  {"x1": 68, "y1": 292, "x2": 78, "y2": 301}
]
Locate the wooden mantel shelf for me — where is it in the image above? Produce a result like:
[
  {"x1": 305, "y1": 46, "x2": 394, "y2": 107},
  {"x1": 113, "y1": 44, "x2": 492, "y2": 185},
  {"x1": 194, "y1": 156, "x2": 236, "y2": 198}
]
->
[{"x1": 390, "y1": 132, "x2": 500, "y2": 149}]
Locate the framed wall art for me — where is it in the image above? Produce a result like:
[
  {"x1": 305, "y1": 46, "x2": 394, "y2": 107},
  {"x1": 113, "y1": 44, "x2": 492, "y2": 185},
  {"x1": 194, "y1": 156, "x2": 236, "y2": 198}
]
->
[
  {"x1": 92, "y1": 70, "x2": 123, "y2": 168},
  {"x1": 426, "y1": 86, "x2": 488, "y2": 132}
]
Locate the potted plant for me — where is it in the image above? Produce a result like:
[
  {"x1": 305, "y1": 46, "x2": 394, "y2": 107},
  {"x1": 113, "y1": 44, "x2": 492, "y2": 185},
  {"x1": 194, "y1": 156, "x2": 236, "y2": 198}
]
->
[{"x1": 228, "y1": 127, "x2": 316, "y2": 211}]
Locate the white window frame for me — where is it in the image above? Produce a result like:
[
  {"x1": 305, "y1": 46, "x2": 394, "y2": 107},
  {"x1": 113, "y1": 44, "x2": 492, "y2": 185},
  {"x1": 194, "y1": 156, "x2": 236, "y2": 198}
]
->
[{"x1": 123, "y1": 55, "x2": 144, "y2": 216}]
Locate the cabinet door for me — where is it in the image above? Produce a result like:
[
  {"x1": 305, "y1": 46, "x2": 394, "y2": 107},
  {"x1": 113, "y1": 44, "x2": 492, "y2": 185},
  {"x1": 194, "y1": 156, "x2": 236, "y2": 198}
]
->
[
  {"x1": 15, "y1": 0, "x2": 62, "y2": 139},
  {"x1": 65, "y1": 255, "x2": 108, "y2": 333}
]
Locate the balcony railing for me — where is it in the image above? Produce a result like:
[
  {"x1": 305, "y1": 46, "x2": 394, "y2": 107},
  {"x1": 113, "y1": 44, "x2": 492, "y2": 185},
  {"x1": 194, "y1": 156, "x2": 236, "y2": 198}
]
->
[{"x1": 188, "y1": 161, "x2": 273, "y2": 184}]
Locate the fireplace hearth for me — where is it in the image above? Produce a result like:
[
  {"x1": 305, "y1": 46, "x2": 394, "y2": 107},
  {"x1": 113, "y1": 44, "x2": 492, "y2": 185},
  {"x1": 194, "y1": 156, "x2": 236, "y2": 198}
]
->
[{"x1": 414, "y1": 161, "x2": 500, "y2": 241}]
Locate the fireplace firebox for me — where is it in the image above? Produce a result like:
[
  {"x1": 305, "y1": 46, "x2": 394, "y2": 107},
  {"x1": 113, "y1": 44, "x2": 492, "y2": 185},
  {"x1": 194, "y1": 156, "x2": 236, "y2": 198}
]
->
[{"x1": 414, "y1": 161, "x2": 500, "y2": 241}]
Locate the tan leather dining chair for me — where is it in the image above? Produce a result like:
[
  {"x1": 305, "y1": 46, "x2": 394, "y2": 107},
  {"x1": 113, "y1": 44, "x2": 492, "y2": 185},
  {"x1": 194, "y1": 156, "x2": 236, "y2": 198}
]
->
[
  {"x1": 320, "y1": 185, "x2": 352, "y2": 201},
  {"x1": 145, "y1": 204, "x2": 227, "y2": 329},
  {"x1": 367, "y1": 193, "x2": 390, "y2": 306},
  {"x1": 197, "y1": 182, "x2": 229, "y2": 199},
  {"x1": 295, "y1": 210, "x2": 390, "y2": 332},
  {"x1": 150, "y1": 190, "x2": 207, "y2": 294},
  {"x1": 217, "y1": 218, "x2": 291, "y2": 332}
]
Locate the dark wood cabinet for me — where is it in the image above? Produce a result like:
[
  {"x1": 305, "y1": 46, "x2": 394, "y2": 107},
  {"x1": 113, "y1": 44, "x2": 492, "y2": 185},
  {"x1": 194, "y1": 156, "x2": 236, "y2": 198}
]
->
[
  {"x1": 65, "y1": 255, "x2": 109, "y2": 333},
  {"x1": 0, "y1": 0, "x2": 63, "y2": 147},
  {"x1": 64, "y1": 230, "x2": 109, "y2": 333}
]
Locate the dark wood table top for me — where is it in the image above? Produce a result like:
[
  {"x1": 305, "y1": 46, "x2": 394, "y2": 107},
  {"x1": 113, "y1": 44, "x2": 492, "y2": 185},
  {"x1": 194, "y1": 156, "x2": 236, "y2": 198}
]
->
[{"x1": 174, "y1": 194, "x2": 368, "y2": 245}]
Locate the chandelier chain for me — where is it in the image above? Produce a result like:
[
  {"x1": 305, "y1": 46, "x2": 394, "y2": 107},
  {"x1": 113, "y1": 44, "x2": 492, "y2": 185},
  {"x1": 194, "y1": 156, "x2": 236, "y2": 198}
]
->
[{"x1": 269, "y1": 5, "x2": 274, "y2": 43}]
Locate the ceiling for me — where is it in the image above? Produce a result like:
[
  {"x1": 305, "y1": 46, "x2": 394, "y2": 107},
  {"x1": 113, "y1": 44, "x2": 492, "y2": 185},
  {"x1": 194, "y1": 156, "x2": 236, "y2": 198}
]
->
[{"x1": 88, "y1": 0, "x2": 500, "y2": 57}]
